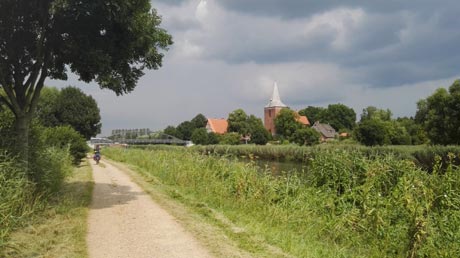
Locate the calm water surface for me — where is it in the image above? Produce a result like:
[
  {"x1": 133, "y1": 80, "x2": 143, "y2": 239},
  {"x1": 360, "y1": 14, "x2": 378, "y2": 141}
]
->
[{"x1": 244, "y1": 159, "x2": 308, "y2": 176}]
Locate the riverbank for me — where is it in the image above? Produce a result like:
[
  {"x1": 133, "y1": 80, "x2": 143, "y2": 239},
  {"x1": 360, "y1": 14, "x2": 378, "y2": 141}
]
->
[{"x1": 104, "y1": 146, "x2": 460, "y2": 257}]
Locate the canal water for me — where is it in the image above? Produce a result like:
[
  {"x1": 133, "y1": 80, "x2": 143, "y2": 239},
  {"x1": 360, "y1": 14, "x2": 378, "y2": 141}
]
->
[{"x1": 245, "y1": 159, "x2": 308, "y2": 176}]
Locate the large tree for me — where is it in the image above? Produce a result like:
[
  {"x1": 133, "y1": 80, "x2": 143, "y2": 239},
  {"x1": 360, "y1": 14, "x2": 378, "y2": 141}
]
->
[
  {"x1": 191, "y1": 113, "x2": 208, "y2": 129},
  {"x1": 37, "y1": 87, "x2": 101, "y2": 139},
  {"x1": 227, "y1": 109, "x2": 270, "y2": 145},
  {"x1": 227, "y1": 109, "x2": 250, "y2": 134},
  {"x1": 415, "y1": 80, "x2": 460, "y2": 145},
  {"x1": 274, "y1": 109, "x2": 303, "y2": 139},
  {"x1": 298, "y1": 106, "x2": 325, "y2": 125},
  {"x1": 0, "y1": 0, "x2": 172, "y2": 162},
  {"x1": 321, "y1": 103, "x2": 356, "y2": 131}
]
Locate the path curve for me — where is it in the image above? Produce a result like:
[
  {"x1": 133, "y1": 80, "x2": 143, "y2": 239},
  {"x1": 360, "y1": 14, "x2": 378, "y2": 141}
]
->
[{"x1": 87, "y1": 159, "x2": 213, "y2": 258}]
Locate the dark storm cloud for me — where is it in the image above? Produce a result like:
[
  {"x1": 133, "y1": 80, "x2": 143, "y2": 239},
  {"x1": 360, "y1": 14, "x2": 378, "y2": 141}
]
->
[
  {"x1": 182, "y1": 0, "x2": 460, "y2": 88},
  {"x1": 217, "y1": 0, "x2": 457, "y2": 19}
]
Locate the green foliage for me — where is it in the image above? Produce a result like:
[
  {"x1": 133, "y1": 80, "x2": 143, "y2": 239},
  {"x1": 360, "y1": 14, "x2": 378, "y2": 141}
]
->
[
  {"x1": 0, "y1": 147, "x2": 73, "y2": 250},
  {"x1": 219, "y1": 132, "x2": 241, "y2": 145},
  {"x1": 227, "y1": 109, "x2": 270, "y2": 145},
  {"x1": 169, "y1": 113, "x2": 210, "y2": 141},
  {"x1": 207, "y1": 132, "x2": 219, "y2": 145},
  {"x1": 191, "y1": 113, "x2": 208, "y2": 129},
  {"x1": 298, "y1": 106, "x2": 325, "y2": 125},
  {"x1": 0, "y1": 153, "x2": 37, "y2": 250},
  {"x1": 321, "y1": 103, "x2": 357, "y2": 131},
  {"x1": 176, "y1": 121, "x2": 194, "y2": 141},
  {"x1": 163, "y1": 126, "x2": 178, "y2": 138},
  {"x1": 191, "y1": 128, "x2": 209, "y2": 145},
  {"x1": 354, "y1": 119, "x2": 388, "y2": 146},
  {"x1": 104, "y1": 147, "x2": 460, "y2": 257},
  {"x1": 35, "y1": 87, "x2": 60, "y2": 127},
  {"x1": 355, "y1": 107, "x2": 417, "y2": 146},
  {"x1": 0, "y1": 0, "x2": 172, "y2": 163},
  {"x1": 37, "y1": 87, "x2": 101, "y2": 140},
  {"x1": 41, "y1": 126, "x2": 89, "y2": 165},
  {"x1": 227, "y1": 109, "x2": 249, "y2": 134},
  {"x1": 360, "y1": 106, "x2": 393, "y2": 122},
  {"x1": 396, "y1": 117, "x2": 428, "y2": 145},
  {"x1": 274, "y1": 109, "x2": 302, "y2": 138},
  {"x1": 290, "y1": 127, "x2": 320, "y2": 146},
  {"x1": 0, "y1": 109, "x2": 15, "y2": 150},
  {"x1": 416, "y1": 80, "x2": 460, "y2": 145}
]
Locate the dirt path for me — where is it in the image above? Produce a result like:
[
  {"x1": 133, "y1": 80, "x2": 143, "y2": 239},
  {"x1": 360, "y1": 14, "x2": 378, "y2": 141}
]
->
[{"x1": 87, "y1": 159, "x2": 213, "y2": 258}]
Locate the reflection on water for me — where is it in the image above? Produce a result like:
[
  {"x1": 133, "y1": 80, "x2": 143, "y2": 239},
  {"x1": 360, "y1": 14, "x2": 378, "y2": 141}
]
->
[{"x1": 245, "y1": 159, "x2": 308, "y2": 176}]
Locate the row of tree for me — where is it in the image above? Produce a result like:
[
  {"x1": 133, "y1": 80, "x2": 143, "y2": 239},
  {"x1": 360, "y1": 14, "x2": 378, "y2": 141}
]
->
[{"x1": 162, "y1": 80, "x2": 460, "y2": 146}]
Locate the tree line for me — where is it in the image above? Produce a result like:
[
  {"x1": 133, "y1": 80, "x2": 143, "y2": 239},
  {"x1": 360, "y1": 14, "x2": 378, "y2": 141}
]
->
[{"x1": 161, "y1": 79, "x2": 460, "y2": 146}]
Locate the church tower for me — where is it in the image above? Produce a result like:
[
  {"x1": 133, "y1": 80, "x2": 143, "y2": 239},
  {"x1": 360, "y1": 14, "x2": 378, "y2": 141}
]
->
[{"x1": 264, "y1": 82, "x2": 287, "y2": 135}]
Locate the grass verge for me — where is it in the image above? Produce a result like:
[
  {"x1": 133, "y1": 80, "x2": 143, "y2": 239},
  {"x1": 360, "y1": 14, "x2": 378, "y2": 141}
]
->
[
  {"x1": 105, "y1": 147, "x2": 460, "y2": 258},
  {"x1": 1, "y1": 160, "x2": 93, "y2": 258},
  {"x1": 105, "y1": 158, "x2": 290, "y2": 258}
]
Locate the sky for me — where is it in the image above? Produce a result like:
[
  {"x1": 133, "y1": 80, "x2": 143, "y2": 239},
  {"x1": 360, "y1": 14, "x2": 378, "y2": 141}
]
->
[{"x1": 49, "y1": 0, "x2": 460, "y2": 136}]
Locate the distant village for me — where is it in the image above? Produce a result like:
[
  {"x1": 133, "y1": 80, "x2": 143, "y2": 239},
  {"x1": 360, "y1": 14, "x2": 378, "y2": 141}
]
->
[{"x1": 99, "y1": 82, "x2": 344, "y2": 146}]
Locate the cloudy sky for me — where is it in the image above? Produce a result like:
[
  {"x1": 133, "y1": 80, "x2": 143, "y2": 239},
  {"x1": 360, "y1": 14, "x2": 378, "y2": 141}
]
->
[{"x1": 49, "y1": 0, "x2": 460, "y2": 136}]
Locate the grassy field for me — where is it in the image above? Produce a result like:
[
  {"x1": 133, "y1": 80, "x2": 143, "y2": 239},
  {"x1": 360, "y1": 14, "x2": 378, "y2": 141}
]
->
[
  {"x1": 1, "y1": 160, "x2": 93, "y2": 258},
  {"x1": 104, "y1": 146, "x2": 460, "y2": 258}
]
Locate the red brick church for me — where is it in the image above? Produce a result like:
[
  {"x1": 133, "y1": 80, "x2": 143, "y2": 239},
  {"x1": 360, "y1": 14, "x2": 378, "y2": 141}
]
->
[{"x1": 264, "y1": 82, "x2": 309, "y2": 135}]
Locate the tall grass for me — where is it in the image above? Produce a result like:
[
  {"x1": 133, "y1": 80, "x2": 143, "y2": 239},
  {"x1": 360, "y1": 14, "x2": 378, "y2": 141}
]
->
[
  {"x1": 0, "y1": 147, "x2": 73, "y2": 251},
  {"x1": 105, "y1": 147, "x2": 460, "y2": 257},
  {"x1": 0, "y1": 153, "x2": 39, "y2": 250}
]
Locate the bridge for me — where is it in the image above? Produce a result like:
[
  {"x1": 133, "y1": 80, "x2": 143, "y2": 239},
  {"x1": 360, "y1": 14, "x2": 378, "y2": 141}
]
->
[
  {"x1": 121, "y1": 138, "x2": 187, "y2": 146},
  {"x1": 91, "y1": 132, "x2": 187, "y2": 146}
]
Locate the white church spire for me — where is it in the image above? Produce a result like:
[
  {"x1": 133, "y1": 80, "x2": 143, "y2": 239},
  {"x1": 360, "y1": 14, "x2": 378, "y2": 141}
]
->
[{"x1": 266, "y1": 82, "x2": 287, "y2": 108}]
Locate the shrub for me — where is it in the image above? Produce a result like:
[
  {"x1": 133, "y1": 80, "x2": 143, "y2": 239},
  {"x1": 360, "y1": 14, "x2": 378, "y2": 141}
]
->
[
  {"x1": 219, "y1": 132, "x2": 241, "y2": 145},
  {"x1": 290, "y1": 127, "x2": 320, "y2": 146},
  {"x1": 41, "y1": 126, "x2": 89, "y2": 165},
  {"x1": 0, "y1": 153, "x2": 38, "y2": 249}
]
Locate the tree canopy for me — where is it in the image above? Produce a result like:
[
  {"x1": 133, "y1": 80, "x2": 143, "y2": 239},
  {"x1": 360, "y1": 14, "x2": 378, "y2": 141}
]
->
[
  {"x1": 0, "y1": 0, "x2": 172, "y2": 160},
  {"x1": 37, "y1": 87, "x2": 101, "y2": 139},
  {"x1": 227, "y1": 109, "x2": 269, "y2": 145},
  {"x1": 274, "y1": 109, "x2": 303, "y2": 138},
  {"x1": 321, "y1": 104, "x2": 356, "y2": 131},
  {"x1": 415, "y1": 80, "x2": 460, "y2": 145},
  {"x1": 298, "y1": 106, "x2": 325, "y2": 125}
]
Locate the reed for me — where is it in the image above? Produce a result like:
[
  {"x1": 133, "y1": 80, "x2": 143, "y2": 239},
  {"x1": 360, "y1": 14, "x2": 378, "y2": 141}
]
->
[{"x1": 105, "y1": 147, "x2": 460, "y2": 257}]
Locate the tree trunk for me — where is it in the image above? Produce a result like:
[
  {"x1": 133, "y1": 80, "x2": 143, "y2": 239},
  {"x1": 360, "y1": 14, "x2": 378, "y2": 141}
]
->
[{"x1": 14, "y1": 114, "x2": 31, "y2": 169}]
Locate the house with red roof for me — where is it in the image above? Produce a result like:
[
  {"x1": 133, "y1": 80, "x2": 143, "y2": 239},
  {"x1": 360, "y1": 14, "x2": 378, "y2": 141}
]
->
[{"x1": 206, "y1": 118, "x2": 228, "y2": 134}]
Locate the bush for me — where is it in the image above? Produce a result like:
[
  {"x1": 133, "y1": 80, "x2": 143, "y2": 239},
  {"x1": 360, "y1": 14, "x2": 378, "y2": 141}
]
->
[
  {"x1": 41, "y1": 126, "x2": 89, "y2": 165},
  {"x1": 0, "y1": 153, "x2": 38, "y2": 249},
  {"x1": 219, "y1": 132, "x2": 241, "y2": 145},
  {"x1": 290, "y1": 127, "x2": 320, "y2": 146}
]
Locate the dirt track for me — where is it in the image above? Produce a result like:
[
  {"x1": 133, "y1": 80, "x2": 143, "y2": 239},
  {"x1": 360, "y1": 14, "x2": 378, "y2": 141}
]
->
[{"x1": 87, "y1": 159, "x2": 213, "y2": 258}]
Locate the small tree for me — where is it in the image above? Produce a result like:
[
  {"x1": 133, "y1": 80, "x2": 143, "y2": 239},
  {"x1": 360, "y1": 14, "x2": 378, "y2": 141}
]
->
[
  {"x1": 191, "y1": 128, "x2": 209, "y2": 145},
  {"x1": 274, "y1": 109, "x2": 302, "y2": 139},
  {"x1": 290, "y1": 128, "x2": 320, "y2": 146},
  {"x1": 227, "y1": 109, "x2": 250, "y2": 134},
  {"x1": 354, "y1": 119, "x2": 388, "y2": 146}
]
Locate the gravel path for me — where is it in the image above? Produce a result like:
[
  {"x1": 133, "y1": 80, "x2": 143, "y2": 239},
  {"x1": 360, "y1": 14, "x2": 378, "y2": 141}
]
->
[{"x1": 87, "y1": 159, "x2": 213, "y2": 258}]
